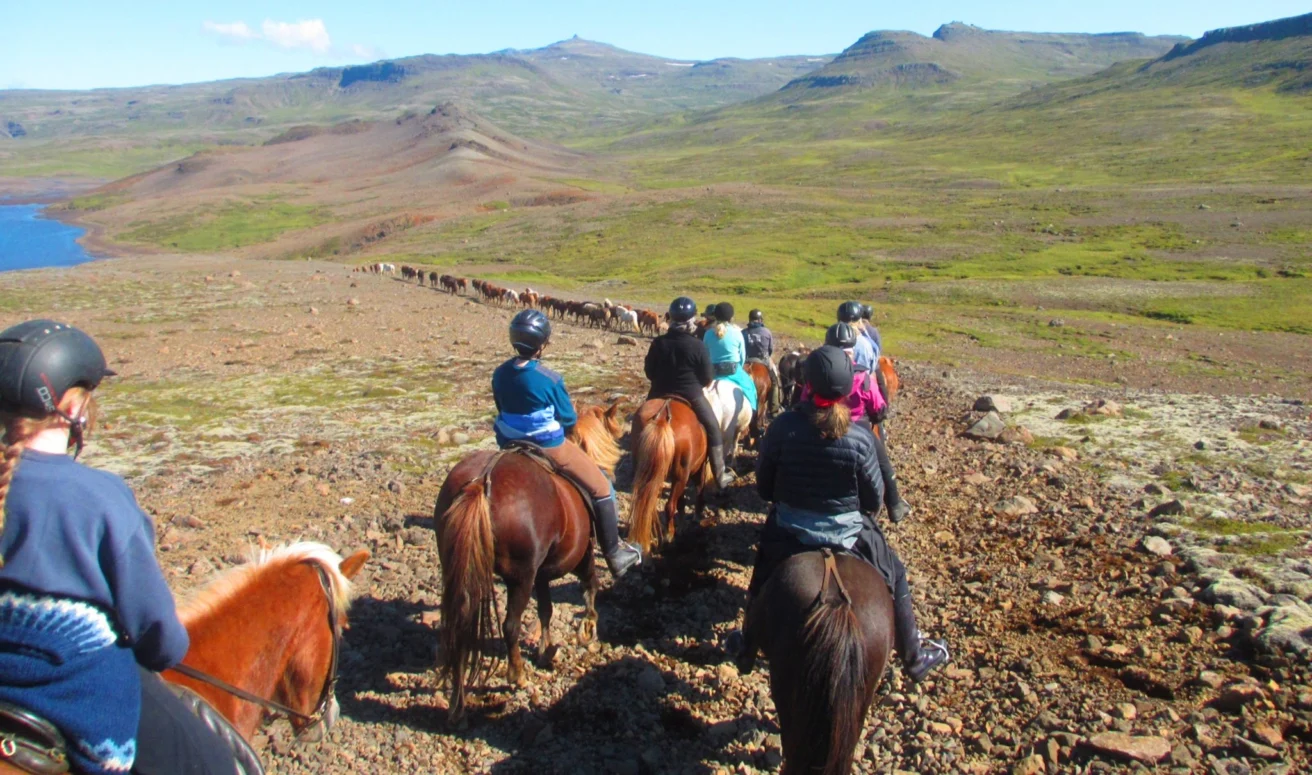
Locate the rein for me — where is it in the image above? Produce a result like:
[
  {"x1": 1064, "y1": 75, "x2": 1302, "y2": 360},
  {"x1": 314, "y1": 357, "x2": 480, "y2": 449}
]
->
[
  {"x1": 817, "y1": 548, "x2": 853, "y2": 606},
  {"x1": 171, "y1": 562, "x2": 341, "y2": 731}
]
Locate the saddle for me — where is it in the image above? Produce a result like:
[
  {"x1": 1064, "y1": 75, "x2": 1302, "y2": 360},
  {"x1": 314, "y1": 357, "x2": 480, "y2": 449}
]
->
[
  {"x1": 0, "y1": 687, "x2": 264, "y2": 775},
  {"x1": 500, "y1": 442, "x2": 599, "y2": 519}
]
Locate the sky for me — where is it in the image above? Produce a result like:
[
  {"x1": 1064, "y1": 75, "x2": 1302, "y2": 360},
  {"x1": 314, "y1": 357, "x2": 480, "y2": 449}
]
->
[{"x1": 2, "y1": 1, "x2": 1308, "y2": 90}]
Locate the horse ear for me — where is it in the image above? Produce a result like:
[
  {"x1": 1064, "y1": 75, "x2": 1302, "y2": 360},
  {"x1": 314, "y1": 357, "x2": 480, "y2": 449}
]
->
[
  {"x1": 339, "y1": 550, "x2": 370, "y2": 580},
  {"x1": 605, "y1": 400, "x2": 622, "y2": 420}
]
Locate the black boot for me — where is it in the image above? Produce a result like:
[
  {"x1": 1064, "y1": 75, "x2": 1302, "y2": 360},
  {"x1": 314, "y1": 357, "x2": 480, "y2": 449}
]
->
[
  {"x1": 893, "y1": 591, "x2": 949, "y2": 682},
  {"x1": 890, "y1": 499, "x2": 913, "y2": 524},
  {"x1": 592, "y1": 495, "x2": 641, "y2": 578},
  {"x1": 708, "y1": 444, "x2": 735, "y2": 489}
]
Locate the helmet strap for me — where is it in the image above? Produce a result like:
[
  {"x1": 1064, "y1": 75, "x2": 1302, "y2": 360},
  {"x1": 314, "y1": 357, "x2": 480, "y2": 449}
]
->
[{"x1": 54, "y1": 408, "x2": 86, "y2": 459}]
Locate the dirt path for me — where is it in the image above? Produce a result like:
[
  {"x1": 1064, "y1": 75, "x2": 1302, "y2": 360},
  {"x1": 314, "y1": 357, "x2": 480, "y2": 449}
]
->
[{"x1": 1, "y1": 256, "x2": 1309, "y2": 774}]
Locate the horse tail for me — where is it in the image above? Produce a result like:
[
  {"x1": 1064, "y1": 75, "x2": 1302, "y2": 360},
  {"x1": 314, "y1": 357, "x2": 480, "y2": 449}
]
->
[
  {"x1": 628, "y1": 404, "x2": 674, "y2": 553},
  {"x1": 793, "y1": 576, "x2": 870, "y2": 775},
  {"x1": 436, "y1": 472, "x2": 498, "y2": 694}
]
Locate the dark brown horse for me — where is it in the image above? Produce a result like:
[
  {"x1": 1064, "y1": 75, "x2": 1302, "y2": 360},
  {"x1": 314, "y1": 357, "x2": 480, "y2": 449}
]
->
[
  {"x1": 777, "y1": 347, "x2": 811, "y2": 409},
  {"x1": 737, "y1": 550, "x2": 894, "y2": 775},
  {"x1": 745, "y1": 360, "x2": 773, "y2": 440},
  {"x1": 628, "y1": 397, "x2": 710, "y2": 553},
  {"x1": 433, "y1": 429, "x2": 614, "y2": 723}
]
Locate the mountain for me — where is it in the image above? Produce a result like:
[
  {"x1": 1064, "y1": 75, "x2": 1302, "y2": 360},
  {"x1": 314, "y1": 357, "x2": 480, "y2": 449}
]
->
[{"x1": 783, "y1": 23, "x2": 1188, "y2": 95}]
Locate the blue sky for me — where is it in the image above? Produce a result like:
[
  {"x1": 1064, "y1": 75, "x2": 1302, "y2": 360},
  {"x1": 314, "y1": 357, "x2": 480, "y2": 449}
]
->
[{"x1": 3, "y1": 1, "x2": 1308, "y2": 90}]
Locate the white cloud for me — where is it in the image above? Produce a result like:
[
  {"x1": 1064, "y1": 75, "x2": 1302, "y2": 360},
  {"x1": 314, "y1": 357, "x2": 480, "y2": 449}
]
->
[
  {"x1": 202, "y1": 20, "x2": 257, "y2": 42},
  {"x1": 261, "y1": 19, "x2": 332, "y2": 54},
  {"x1": 203, "y1": 18, "x2": 378, "y2": 60}
]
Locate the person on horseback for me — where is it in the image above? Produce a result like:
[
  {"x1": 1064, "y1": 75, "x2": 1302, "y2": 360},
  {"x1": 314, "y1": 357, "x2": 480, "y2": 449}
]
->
[
  {"x1": 693, "y1": 303, "x2": 717, "y2": 340},
  {"x1": 815, "y1": 323, "x2": 912, "y2": 523},
  {"x1": 0, "y1": 320, "x2": 243, "y2": 775},
  {"x1": 645, "y1": 297, "x2": 735, "y2": 489},
  {"x1": 493, "y1": 310, "x2": 642, "y2": 578},
  {"x1": 702, "y1": 302, "x2": 758, "y2": 413},
  {"x1": 743, "y1": 309, "x2": 781, "y2": 415},
  {"x1": 859, "y1": 303, "x2": 883, "y2": 359},
  {"x1": 730, "y1": 346, "x2": 948, "y2": 682},
  {"x1": 838, "y1": 301, "x2": 876, "y2": 373}
]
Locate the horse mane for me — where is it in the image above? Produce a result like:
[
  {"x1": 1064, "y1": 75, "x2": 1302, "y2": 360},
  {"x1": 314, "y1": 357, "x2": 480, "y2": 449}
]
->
[
  {"x1": 570, "y1": 406, "x2": 623, "y2": 476},
  {"x1": 179, "y1": 541, "x2": 354, "y2": 631}
]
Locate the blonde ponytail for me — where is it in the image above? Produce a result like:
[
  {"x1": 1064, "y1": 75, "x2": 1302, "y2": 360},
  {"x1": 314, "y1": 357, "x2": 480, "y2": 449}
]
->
[
  {"x1": 812, "y1": 402, "x2": 851, "y2": 441},
  {"x1": 0, "y1": 387, "x2": 97, "y2": 567},
  {"x1": 714, "y1": 322, "x2": 727, "y2": 339}
]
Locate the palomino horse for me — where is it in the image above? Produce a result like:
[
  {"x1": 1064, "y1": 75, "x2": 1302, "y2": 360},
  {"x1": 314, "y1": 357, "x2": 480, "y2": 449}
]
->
[
  {"x1": 433, "y1": 411, "x2": 619, "y2": 723},
  {"x1": 568, "y1": 401, "x2": 625, "y2": 477},
  {"x1": 737, "y1": 550, "x2": 893, "y2": 775},
  {"x1": 0, "y1": 543, "x2": 368, "y2": 775},
  {"x1": 745, "y1": 360, "x2": 773, "y2": 440},
  {"x1": 628, "y1": 382, "x2": 751, "y2": 553}
]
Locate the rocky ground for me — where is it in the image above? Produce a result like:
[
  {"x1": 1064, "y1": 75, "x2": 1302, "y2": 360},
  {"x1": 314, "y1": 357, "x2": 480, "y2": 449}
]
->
[{"x1": 1, "y1": 255, "x2": 1309, "y2": 774}]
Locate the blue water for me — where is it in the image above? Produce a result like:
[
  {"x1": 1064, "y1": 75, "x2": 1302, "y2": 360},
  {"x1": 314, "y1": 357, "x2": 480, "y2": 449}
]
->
[{"x1": 0, "y1": 205, "x2": 98, "y2": 272}]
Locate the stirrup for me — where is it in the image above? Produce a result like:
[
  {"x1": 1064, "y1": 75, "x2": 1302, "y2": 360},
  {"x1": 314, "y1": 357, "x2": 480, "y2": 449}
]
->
[
  {"x1": 606, "y1": 542, "x2": 643, "y2": 579},
  {"x1": 907, "y1": 639, "x2": 950, "y2": 683},
  {"x1": 0, "y1": 701, "x2": 69, "y2": 775}
]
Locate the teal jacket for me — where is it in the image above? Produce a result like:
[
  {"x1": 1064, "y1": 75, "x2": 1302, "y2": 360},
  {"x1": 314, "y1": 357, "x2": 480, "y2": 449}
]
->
[{"x1": 703, "y1": 324, "x2": 746, "y2": 366}]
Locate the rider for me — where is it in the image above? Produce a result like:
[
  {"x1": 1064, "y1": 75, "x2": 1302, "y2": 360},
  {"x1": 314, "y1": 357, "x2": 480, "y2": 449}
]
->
[
  {"x1": 859, "y1": 303, "x2": 884, "y2": 359},
  {"x1": 0, "y1": 320, "x2": 241, "y2": 775},
  {"x1": 645, "y1": 297, "x2": 734, "y2": 489},
  {"x1": 739, "y1": 346, "x2": 949, "y2": 682},
  {"x1": 493, "y1": 310, "x2": 642, "y2": 578},
  {"x1": 694, "y1": 303, "x2": 717, "y2": 340},
  {"x1": 813, "y1": 323, "x2": 912, "y2": 524},
  {"x1": 742, "y1": 309, "x2": 781, "y2": 415},
  {"x1": 838, "y1": 301, "x2": 877, "y2": 373},
  {"x1": 702, "y1": 302, "x2": 758, "y2": 417}
]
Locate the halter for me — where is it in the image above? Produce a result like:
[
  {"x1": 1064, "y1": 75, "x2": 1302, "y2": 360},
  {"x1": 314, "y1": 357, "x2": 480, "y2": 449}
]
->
[{"x1": 169, "y1": 561, "x2": 341, "y2": 736}]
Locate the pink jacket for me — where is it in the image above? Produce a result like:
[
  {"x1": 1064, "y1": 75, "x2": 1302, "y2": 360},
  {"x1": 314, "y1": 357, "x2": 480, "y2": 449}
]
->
[{"x1": 801, "y1": 368, "x2": 886, "y2": 423}]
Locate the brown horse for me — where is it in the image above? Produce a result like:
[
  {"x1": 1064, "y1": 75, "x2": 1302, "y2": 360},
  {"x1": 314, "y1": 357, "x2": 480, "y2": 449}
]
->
[
  {"x1": 628, "y1": 397, "x2": 710, "y2": 553},
  {"x1": 737, "y1": 550, "x2": 894, "y2": 775},
  {"x1": 745, "y1": 360, "x2": 773, "y2": 440},
  {"x1": 877, "y1": 356, "x2": 899, "y2": 404},
  {"x1": 434, "y1": 437, "x2": 610, "y2": 723},
  {"x1": 778, "y1": 348, "x2": 811, "y2": 409},
  {"x1": 0, "y1": 543, "x2": 369, "y2": 774},
  {"x1": 569, "y1": 401, "x2": 625, "y2": 477}
]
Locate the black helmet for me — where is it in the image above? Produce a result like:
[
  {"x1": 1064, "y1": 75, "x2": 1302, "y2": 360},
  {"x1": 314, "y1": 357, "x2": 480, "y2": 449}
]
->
[
  {"x1": 860, "y1": 303, "x2": 873, "y2": 321},
  {"x1": 749, "y1": 309, "x2": 764, "y2": 323},
  {"x1": 805, "y1": 346, "x2": 854, "y2": 401},
  {"x1": 669, "y1": 297, "x2": 697, "y2": 323},
  {"x1": 825, "y1": 322, "x2": 858, "y2": 349},
  {"x1": 509, "y1": 309, "x2": 551, "y2": 357},
  {"x1": 837, "y1": 301, "x2": 863, "y2": 323},
  {"x1": 0, "y1": 319, "x2": 114, "y2": 419},
  {"x1": 703, "y1": 303, "x2": 716, "y2": 318},
  {"x1": 713, "y1": 302, "x2": 734, "y2": 322}
]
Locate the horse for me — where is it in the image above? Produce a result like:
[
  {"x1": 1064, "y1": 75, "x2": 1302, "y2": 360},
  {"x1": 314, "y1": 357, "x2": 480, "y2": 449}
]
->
[
  {"x1": 568, "y1": 401, "x2": 625, "y2": 478},
  {"x1": 0, "y1": 543, "x2": 369, "y2": 775},
  {"x1": 737, "y1": 549, "x2": 893, "y2": 775},
  {"x1": 872, "y1": 355, "x2": 900, "y2": 440},
  {"x1": 433, "y1": 433, "x2": 614, "y2": 723},
  {"x1": 628, "y1": 382, "x2": 750, "y2": 552},
  {"x1": 778, "y1": 348, "x2": 811, "y2": 409},
  {"x1": 745, "y1": 360, "x2": 773, "y2": 440}
]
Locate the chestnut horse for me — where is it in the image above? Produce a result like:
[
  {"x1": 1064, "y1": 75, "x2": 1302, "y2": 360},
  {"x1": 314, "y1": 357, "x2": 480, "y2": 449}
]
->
[
  {"x1": 627, "y1": 397, "x2": 710, "y2": 553},
  {"x1": 433, "y1": 414, "x2": 618, "y2": 723},
  {"x1": 568, "y1": 401, "x2": 625, "y2": 477},
  {"x1": 0, "y1": 542, "x2": 368, "y2": 775},
  {"x1": 745, "y1": 360, "x2": 773, "y2": 440},
  {"x1": 737, "y1": 550, "x2": 894, "y2": 775}
]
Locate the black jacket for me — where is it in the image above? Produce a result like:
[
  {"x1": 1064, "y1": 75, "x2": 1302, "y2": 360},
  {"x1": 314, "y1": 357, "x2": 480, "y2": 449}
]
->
[
  {"x1": 743, "y1": 322, "x2": 774, "y2": 361},
  {"x1": 756, "y1": 406, "x2": 883, "y2": 515},
  {"x1": 645, "y1": 329, "x2": 714, "y2": 399}
]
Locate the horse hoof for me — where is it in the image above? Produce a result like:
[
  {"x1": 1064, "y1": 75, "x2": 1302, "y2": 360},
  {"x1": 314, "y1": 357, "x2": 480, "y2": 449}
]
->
[
  {"x1": 577, "y1": 619, "x2": 597, "y2": 645},
  {"x1": 537, "y1": 644, "x2": 560, "y2": 670},
  {"x1": 523, "y1": 619, "x2": 542, "y2": 647}
]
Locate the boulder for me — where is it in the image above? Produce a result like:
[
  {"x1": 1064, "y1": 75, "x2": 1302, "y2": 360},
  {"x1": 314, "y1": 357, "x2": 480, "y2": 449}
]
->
[
  {"x1": 1212, "y1": 683, "x2": 1266, "y2": 713},
  {"x1": 1012, "y1": 754, "x2": 1046, "y2": 775},
  {"x1": 1140, "y1": 536, "x2": 1173, "y2": 558},
  {"x1": 998, "y1": 425, "x2": 1034, "y2": 445},
  {"x1": 1148, "y1": 500, "x2": 1186, "y2": 517},
  {"x1": 1201, "y1": 578, "x2": 1269, "y2": 612},
  {"x1": 973, "y1": 395, "x2": 1014, "y2": 413},
  {"x1": 1255, "y1": 600, "x2": 1312, "y2": 657},
  {"x1": 1086, "y1": 399, "x2": 1123, "y2": 418},
  {"x1": 964, "y1": 412, "x2": 1006, "y2": 440},
  {"x1": 617, "y1": 335, "x2": 639, "y2": 346},
  {"x1": 1085, "y1": 733, "x2": 1171, "y2": 764}
]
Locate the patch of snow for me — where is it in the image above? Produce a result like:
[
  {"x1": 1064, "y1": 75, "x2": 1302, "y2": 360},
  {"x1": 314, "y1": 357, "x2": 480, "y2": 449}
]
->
[{"x1": 663, "y1": 62, "x2": 695, "y2": 67}]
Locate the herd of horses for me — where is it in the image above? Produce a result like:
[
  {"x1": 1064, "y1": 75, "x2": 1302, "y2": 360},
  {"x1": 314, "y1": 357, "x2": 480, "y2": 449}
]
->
[{"x1": 27, "y1": 266, "x2": 903, "y2": 775}]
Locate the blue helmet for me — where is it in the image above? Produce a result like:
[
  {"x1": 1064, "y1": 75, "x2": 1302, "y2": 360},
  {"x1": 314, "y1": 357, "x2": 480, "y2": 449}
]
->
[
  {"x1": 509, "y1": 309, "x2": 551, "y2": 356},
  {"x1": 668, "y1": 297, "x2": 697, "y2": 323}
]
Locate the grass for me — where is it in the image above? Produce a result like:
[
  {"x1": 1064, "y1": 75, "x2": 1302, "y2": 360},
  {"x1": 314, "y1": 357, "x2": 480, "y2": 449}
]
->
[
  {"x1": 121, "y1": 200, "x2": 328, "y2": 252},
  {"x1": 1189, "y1": 516, "x2": 1285, "y2": 536}
]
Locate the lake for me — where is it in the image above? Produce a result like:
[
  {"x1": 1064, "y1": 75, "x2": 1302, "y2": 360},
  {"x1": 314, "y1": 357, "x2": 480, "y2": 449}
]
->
[{"x1": 0, "y1": 204, "x2": 98, "y2": 272}]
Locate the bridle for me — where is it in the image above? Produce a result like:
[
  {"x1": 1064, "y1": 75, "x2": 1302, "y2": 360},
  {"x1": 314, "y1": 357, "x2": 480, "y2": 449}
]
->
[{"x1": 169, "y1": 562, "x2": 341, "y2": 736}]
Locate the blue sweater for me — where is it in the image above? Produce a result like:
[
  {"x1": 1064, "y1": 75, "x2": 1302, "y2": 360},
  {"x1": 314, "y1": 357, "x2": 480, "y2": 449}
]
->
[
  {"x1": 492, "y1": 359, "x2": 577, "y2": 448},
  {"x1": 704, "y1": 324, "x2": 746, "y2": 366},
  {"x1": 0, "y1": 450, "x2": 189, "y2": 773}
]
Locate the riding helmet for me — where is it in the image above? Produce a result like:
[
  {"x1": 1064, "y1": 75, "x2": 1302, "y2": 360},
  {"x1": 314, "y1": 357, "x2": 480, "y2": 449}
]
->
[
  {"x1": 714, "y1": 302, "x2": 734, "y2": 322},
  {"x1": 0, "y1": 320, "x2": 114, "y2": 418},
  {"x1": 668, "y1": 297, "x2": 698, "y2": 323},
  {"x1": 509, "y1": 309, "x2": 552, "y2": 357},
  {"x1": 861, "y1": 303, "x2": 873, "y2": 321},
  {"x1": 805, "y1": 346, "x2": 854, "y2": 401},
  {"x1": 837, "y1": 301, "x2": 863, "y2": 323},
  {"x1": 703, "y1": 303, "x2": 717, "y2": 318},
  {"x1": 749, "y1": 309, "x2": 764, "y2": 324},
  {"x1": 824, "y1": 322, "x2": 858, "y2": 349}
]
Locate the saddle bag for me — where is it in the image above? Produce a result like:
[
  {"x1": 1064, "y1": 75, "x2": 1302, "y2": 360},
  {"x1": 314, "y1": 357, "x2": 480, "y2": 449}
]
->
[
  {"x1": 713, "y1": 362, "x2": 737, "y2": 377},
  {"x1": 0, "y1": 701, "x2": 69, "y2": 774}
]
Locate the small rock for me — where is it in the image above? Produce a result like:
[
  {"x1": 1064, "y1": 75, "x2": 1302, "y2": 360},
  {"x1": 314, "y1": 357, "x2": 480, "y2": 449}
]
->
[
  {"x1": 1236, "y1": 737, "x2": 1279, "y2": 759},
  {"x1": 995, "y1": 495, "x2": 1039, "y2": 518},
  {"x1": 1012, "y1": 754, "x2": 1046, "y2": 775},
  {"x1": 964, "y1": 412, "x2": 1006, "y2": 440},
  {"x1": 1048, "y1": 319, "x2": 1065, "y2": 328},
  {"x1": 1212, "y1": 684, "x2": 1266, "y2": 713},
  {"x1": 1042, "y1": 591, "x2": 1065, "y2": 606},
  {"x1": 1113, "y1": 703, "x2": 1137, "y2": 720},
  {"x1": 451, "y1": 431, "x2": 470, "y2": 445},
  {"x1": 188, "y1": 557, "x2": 216, "y2": 577},
  {"x1": 974, "y1": 395, "x2": 1014, "y2": 413},
  {"x1": 636, "y1": 665, "x2": 665, "y2": 694},
  {"x1": 1258, "y1": 418, "x2": 1282, "y2": 431},
  {"x1": 1084, "y1": 733, "x2": 1171, "y2": 764},
  {"x1": 308, "y1": 306, "x2": 319, "y2": 315},
  {"x1": 1148, "y1": 500, "x2": 1186, "y2": 517},
  {"x1": 716, "y1": 663, "x2": 738, "y2": 684},
  {"x1": 1194, "y1": 440, "x2": 1208, "y2": 450},
  {"x1": 180, "y1": 515, "x2": 206, "y2": 529},
  {"x1": 617, "y1": 335, "x2": 638, "y2": 346},
  {"x1": 1140, "y1": 535, "x2": 1173, "y2": 557},
  {"x1": 402, "y1": 527, "x2": 429, "y2": 546},
  {"x1": 346, "y1": 297, "x2": 360, "y2": 307},
  {"x1": 1209, "y1": 758, "x2": 1251, "y2": 775},
  {"x1": 1249, "y1": 722, "x2": 1283, "y2": 748},
  {"x1": 998, "y1": 425, "x2": 1035, "y2": 445},
  {"x1": 964, "y1": 473, "x2": 992, "y2": 486},
  {"x1": 387, "y1": 479, "x2": 405, "y2": 495},
  {"x1": 229, "y1": 270, "x2": 241, "y2": 278},
  {"x1": 1049, "y1": 446, "x2": 1078, "y2": 461}
]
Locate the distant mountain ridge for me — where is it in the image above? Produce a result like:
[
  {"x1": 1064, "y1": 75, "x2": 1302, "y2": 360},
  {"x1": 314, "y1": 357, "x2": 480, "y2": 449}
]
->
[
  {"x1": 785, "y1": 23, "x2": 1188, "y2": 92},
  {"x1": 1162, "y1": 11, "x2": 1312, "y2": 60}
]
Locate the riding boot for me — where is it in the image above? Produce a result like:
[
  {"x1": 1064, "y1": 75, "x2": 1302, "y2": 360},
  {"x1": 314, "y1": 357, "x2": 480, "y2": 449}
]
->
[
  {"x1": 893, "y1": 591, "x2": 949, "y2": 683},
  {"x1": 708, "y1": 444, "x2": 735, "y2": 490},
  {"x1": 873, "y1": 434, "x2": 911, "y2": 523},
  {"x1": 592, "y1": 495, "x2": 642, "y2": 578}
]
